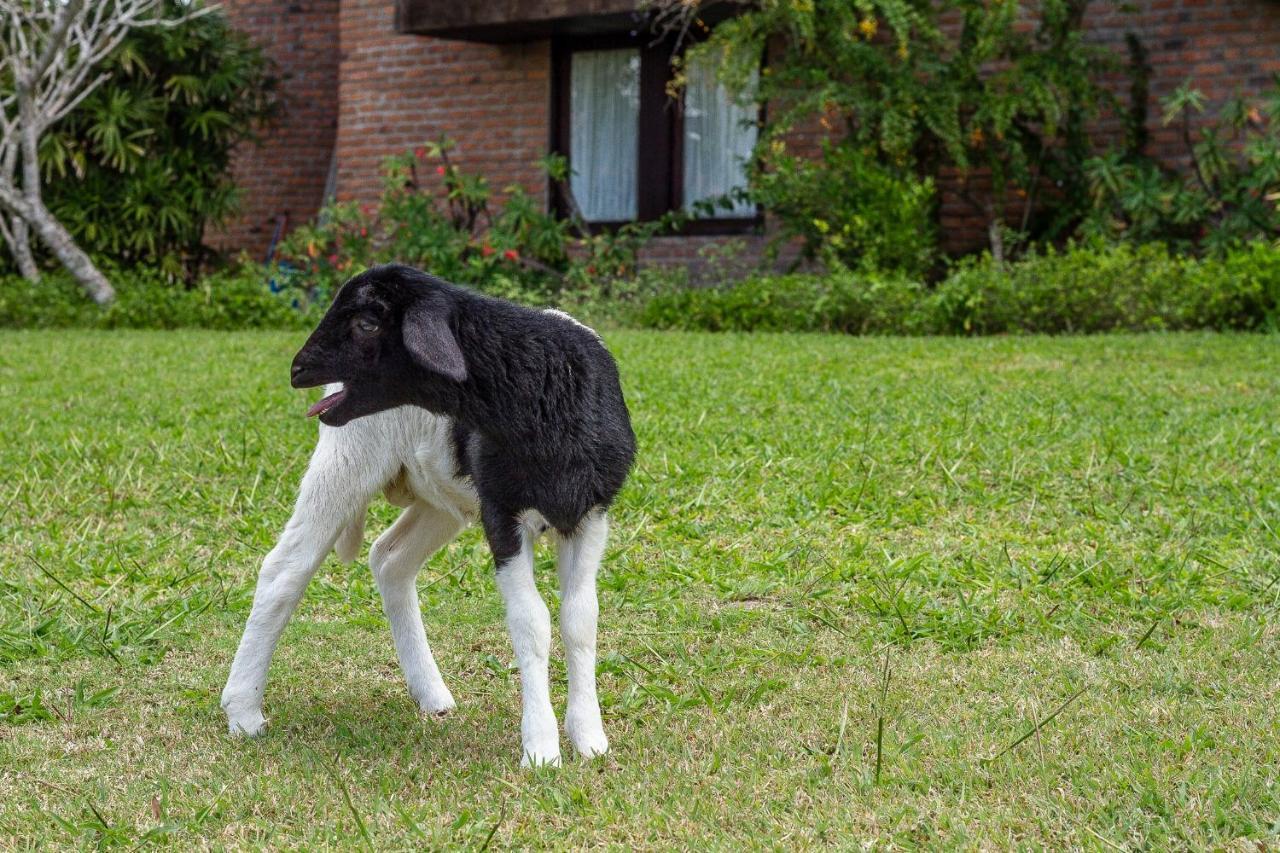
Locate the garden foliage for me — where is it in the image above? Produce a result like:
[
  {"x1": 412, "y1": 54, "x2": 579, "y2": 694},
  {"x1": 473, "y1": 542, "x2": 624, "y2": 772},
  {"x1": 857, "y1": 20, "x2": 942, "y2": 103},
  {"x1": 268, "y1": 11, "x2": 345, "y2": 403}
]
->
[
  {"x1": 33, "y1": 1, "x2": 277, "y2": 277},
  {"x1": 1083, "y1": 80, "x2": 1280, "y2": 255},
  {"x1": 5, "y1": 240, "x2": 1278, "y2": 334},
  {"x1": 639, "y1": 241, "x2": 1280, "y2": 335},
  {"x1": 0, "y1": 264, "x2": 313, "y2": 330},
  {"x1": 690, "y1": 0, "x2": 1113, "y2": 265},
  {"x1": 275, "y1": 142, "x2": 676, "y2": 307}
]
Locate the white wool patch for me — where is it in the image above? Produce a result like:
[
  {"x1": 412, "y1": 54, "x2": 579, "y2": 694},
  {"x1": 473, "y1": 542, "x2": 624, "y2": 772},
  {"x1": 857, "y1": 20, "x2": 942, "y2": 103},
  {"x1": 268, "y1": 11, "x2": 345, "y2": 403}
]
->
[{"x1": 542, "y1": 308, "x2": 601, "y2": 341}]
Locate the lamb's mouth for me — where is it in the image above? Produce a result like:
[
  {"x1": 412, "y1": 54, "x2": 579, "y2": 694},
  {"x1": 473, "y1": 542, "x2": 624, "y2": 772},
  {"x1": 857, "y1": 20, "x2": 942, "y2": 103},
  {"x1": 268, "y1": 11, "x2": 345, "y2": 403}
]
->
[{"x1": 306, "y1": 387, "x2": 348, "y2": 418}]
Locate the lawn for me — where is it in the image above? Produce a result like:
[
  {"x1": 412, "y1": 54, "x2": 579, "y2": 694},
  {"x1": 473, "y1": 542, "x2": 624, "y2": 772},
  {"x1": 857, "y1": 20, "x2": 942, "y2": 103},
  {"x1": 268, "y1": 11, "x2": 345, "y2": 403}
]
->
[{"x1": 1, "y1": 329, "x2": 1278, "y2": 848}]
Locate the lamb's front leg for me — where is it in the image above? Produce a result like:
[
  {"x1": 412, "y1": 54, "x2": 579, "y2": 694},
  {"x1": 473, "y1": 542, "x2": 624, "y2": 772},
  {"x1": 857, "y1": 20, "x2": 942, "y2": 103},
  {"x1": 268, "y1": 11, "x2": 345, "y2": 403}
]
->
[
  {"x1": 486, "y1": 510, "x2": 560, "y2": 767},
  {"x1": 557, "y1": 511, "x2": 609, "y2": 758},
  {"x1": 221, "y1": 430, "x2": 386, "y2": 736}
]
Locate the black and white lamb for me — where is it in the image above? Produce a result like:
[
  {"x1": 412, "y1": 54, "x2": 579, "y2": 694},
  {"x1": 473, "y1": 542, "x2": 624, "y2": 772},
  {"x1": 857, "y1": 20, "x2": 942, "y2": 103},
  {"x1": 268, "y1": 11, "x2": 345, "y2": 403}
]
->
[{"x1": 220, "y1": 264, "x2": 636, "y2": 766}]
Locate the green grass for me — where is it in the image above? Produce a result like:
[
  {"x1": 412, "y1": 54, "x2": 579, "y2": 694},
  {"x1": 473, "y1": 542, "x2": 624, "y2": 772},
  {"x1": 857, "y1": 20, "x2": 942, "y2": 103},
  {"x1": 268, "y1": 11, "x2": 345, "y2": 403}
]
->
[{"x1": 2, "y1": 329, "x2": 1279, "y2": 848}]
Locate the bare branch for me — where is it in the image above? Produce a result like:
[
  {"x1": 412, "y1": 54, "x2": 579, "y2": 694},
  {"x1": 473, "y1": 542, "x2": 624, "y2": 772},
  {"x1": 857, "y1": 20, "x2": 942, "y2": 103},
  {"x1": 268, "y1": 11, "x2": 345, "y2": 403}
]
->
[
  {"x1": 26, "y1": 0, "x2": 88, "y2": 90},
  {"x1": 0, "y1": 0, "x2": 206, "y2": 298}
]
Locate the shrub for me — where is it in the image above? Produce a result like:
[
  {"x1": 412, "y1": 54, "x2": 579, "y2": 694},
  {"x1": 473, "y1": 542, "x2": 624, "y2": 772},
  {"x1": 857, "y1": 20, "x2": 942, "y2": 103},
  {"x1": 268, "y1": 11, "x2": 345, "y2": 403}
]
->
[
  {"x1": 35, "y1": 1, "x2": 277, "y2": 277},
  {"x1": 677, "y1": 0, "x2": 1117, "y2": 261},
  {"x1": 1082, "y1": 80, "x2": 1280, "y2": 254},
  {"x1": 0, "y1": 264, "x2": 315, "y2": 330},
  {"x1": 636, "y1": 241, "x2": 1280, "y2": 335},
  {"x1": 930, "y1": 242, "x2": 1280, "y2": 335},
  {"x1": 746, "y1": 142, "x2": 937, "y2": 278},
  {"x1": 277, "y1": 142, "x2": 674, "y2": 307},
  {"x1": 638, "y1": 271, "x2": 933, "y2": 335}
]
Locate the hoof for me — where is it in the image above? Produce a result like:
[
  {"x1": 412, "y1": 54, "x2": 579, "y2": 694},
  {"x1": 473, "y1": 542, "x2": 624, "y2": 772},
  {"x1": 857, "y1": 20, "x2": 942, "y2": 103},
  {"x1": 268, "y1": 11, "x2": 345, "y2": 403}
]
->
[
  {"x1": 520, "y1": 748, "x2": 563, "y2": 769},
  {"x1": 415, "y1": 687, "x2": 457, "y2": 718},
  {"x1": 571, "y1": 730, "x2": 609, "y2": 759},
  {"x1": 566, "y1": 711, "x2": 609, "y2": 758},
  {"x1": 226, "y1": 710, "x2": 268, "y2": 738}
]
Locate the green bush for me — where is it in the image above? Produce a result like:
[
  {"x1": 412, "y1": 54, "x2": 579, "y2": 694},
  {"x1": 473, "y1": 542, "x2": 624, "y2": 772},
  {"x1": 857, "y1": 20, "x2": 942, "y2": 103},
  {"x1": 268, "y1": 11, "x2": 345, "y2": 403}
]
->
[
  {"x1": 1082, "y1": 81, "x2": 1280, "y2": 255},
  {"x1": 36, "y1": 1, "x2": 277, "y2": 277},
  {"x1": 637, "y1": 241, "x2": 1280, "y2": 335},
  {"x1": 745, "y1": 142, "x2": 937, "y2": 278},
  {"x1": 931, "y1": 242, "x2": 1280, "y2": 334},
  {"x1": 638, "y1": 272, "x2": 933, "y2": 335},
  {"x1": 0, "y1": 265, "x2": 315, "y2": 330},
  {"x1": 692, "y1": 0, "x2": 1117, "y2": 260},
  {"x1": 278, "y1": 141, "x2": 675, "y2": 307}
]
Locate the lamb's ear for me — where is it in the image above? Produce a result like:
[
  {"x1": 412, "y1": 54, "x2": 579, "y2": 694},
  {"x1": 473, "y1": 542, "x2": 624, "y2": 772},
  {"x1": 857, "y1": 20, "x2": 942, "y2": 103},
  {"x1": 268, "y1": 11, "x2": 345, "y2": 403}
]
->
[{"x1": 402, "y1": 299, "x2": 467, "y2": 382}]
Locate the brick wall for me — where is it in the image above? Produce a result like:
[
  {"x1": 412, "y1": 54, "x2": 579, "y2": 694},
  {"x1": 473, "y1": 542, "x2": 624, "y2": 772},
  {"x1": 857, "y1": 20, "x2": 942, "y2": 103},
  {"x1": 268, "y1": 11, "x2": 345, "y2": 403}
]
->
[
  {"x1": 211, "y1": 0, "x2": 341, "y2": 259},
  {"x1": 939, "y1": 0, "x2": 1280, "y2": 252},
  {"x1": 335, "y1": 0, "x2": 550, "y2": 208},
  {"x1": 216, "y1": 0, "x2": 1280, "y2": 265}
]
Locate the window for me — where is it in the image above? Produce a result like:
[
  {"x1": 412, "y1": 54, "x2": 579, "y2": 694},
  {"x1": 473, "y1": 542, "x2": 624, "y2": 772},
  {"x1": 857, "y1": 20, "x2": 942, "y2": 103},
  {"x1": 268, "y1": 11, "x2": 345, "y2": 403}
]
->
[
  {"x1": 569, "y1": 49, "x2": 641, "y2": 222},
  {"x1": 681, "y1": 53, "x2": 758, "y2": 219},
  {"x1": 552, "y1": 35, "x2": 759, "y2": 232}
]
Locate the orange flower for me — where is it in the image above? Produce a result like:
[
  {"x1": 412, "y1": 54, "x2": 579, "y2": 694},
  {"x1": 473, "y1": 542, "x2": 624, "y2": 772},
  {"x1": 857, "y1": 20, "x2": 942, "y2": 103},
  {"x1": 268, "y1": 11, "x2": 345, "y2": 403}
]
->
[{"x1": 969, "y1": 127, "x2": 985, "y2": 146}]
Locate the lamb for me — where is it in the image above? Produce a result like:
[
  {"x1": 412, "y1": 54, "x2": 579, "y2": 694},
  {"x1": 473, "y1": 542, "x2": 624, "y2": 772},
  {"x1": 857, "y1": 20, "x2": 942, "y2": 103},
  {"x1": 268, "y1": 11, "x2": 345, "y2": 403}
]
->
[{"x1": 220, "y1": 264, "x2": 636, "y2": 767}]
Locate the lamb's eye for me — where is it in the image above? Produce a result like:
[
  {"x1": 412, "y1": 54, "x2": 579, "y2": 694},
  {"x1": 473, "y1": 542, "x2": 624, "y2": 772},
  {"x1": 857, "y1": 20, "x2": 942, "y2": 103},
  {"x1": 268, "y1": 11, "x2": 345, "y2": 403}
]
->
[{"x1": 356, "y1": 318, "x2": 380, "y2": 334}]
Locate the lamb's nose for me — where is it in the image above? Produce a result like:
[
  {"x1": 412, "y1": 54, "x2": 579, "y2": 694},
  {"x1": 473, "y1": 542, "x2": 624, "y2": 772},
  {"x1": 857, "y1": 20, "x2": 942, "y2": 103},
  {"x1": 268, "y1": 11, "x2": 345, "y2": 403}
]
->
[{"x1": 291, "y1": 362, "x2": 303, "y2": 378}]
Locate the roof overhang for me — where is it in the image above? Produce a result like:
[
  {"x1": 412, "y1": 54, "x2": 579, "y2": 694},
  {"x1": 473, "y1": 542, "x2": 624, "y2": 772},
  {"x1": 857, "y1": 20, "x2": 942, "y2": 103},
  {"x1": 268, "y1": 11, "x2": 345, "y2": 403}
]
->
[{"x1": 394, "y1": 0, "x2": 747, "y2": 43}]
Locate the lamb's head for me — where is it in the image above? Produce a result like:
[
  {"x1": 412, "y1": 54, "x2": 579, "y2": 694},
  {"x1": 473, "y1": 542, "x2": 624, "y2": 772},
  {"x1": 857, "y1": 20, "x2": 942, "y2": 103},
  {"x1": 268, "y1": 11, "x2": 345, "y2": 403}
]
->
[{"x1": 290, "y1": 265, "x2": 468, "y2": 426}]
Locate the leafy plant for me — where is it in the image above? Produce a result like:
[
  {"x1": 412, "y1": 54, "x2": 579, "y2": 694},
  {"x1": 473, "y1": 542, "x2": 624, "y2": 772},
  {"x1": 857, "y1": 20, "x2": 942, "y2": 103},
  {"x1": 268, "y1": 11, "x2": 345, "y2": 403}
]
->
[
  {"x1": 0, "y1": 263, "x2": 316, "y2": 330},
  {"x1": 34, "y1": 1, "x2": 277, "y2": 278},
  {"x1": 678, "y1": 0, "x2": 1116, "y2": 263},
  {"x1": 277, "y1": 141, "x2": 677, "y2": 306},
  {"x1": 746, "y1": 141, "x2": 936, "y2": 278},
  {"x1": 1082, "y1": 79, "x2": 1280, "y2": 254},
  {"x1": 639, "y1": 270, "x2": 934, "y2": 334},
  {"x1": 637, "y1": 240, "x2": 1280, "y2": 335}
]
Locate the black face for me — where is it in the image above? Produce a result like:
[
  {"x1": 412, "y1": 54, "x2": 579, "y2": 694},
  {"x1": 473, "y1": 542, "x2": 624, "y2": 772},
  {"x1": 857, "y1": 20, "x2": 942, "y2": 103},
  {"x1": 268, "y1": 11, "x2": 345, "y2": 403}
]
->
[{"x1": 290, "y1": 267, "x2": 468, "y2": 427}]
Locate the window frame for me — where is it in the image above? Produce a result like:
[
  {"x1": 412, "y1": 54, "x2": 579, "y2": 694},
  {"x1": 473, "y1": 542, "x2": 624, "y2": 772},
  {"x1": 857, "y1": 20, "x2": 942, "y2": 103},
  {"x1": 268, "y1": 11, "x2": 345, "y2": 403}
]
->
[{"x1": 550, "y1": 32, "x2": 763, "y2": 236}]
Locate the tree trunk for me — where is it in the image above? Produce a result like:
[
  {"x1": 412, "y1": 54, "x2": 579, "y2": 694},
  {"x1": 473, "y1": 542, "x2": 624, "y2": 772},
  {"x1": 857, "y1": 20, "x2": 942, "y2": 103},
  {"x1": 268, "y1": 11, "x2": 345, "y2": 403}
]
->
[
  {"x1": 10, "y1": 216, "x2": 40, "y2": 281},
  {"x1": 15, "y1": 81, "x2": 115, "y2": 305},
  {"x1": 987, "y1": 215, "x2": 1006, "y2": 267},
  {"x1": 26, "y1": 199, "x2": 115, "y2": 304}
]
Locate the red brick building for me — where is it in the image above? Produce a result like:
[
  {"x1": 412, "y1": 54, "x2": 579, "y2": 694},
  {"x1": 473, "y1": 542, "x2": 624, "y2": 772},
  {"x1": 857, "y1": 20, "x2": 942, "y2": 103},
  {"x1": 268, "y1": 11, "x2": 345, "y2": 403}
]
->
[{"x1": 214, "y1": 0, "x2": 1280, "y2": 264}]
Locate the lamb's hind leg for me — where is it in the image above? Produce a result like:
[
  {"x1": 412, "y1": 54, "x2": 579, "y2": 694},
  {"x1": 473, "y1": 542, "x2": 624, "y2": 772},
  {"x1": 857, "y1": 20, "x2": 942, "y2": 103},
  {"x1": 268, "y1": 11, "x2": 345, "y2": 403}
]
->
[
  {"x1": 557, "y1": 511, "x2": 609, "y2": 758},
  {"x1": 370, "y1": 502, "x2": 463, "y2": 715},
  {"x1": 221, "y1": 430, "x2": 388, "y2": 736},
  {"x1": 485, "y1": 507, "x2": 560, "y2": 767}
]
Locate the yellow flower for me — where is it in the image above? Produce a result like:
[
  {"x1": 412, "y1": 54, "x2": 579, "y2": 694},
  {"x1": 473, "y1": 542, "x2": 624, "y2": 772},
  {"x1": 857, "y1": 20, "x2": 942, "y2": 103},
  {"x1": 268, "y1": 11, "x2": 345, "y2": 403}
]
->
[
  {"x1": 858, "y1": 17, "x2": 877, "y2": 39},
  {"x1": 897, "y1": 42, "x2": 909, "y2": 60}
]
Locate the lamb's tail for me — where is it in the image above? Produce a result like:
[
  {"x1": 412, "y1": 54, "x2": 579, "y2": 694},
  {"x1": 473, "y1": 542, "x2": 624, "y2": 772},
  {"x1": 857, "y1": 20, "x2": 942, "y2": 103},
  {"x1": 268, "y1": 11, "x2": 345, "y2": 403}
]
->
[{"x1": 333, "y1": 507, "x2": 366, "y2": 564}]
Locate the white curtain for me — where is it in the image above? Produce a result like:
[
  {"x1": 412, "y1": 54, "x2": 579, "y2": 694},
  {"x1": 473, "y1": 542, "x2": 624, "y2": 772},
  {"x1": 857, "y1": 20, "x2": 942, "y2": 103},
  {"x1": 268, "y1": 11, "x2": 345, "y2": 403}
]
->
[
  {"x1": 683, "y1": 53, "x2": 757, "y2": 218},
  {"x1": 570, "y1": 49, "x2": 641, "y2": 222}
]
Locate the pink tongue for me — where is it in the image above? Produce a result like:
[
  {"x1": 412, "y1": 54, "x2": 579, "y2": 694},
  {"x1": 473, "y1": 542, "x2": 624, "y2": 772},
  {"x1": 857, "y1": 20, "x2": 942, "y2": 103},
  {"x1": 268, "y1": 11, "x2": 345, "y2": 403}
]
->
[{"x1": 306, "y1": 389, "x2": 347, "y2": 418}]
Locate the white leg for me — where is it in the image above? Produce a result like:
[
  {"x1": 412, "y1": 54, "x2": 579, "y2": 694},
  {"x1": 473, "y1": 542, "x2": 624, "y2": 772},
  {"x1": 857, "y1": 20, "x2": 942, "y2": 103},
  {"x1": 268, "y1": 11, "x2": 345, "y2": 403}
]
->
[
  {"x1": 557, "y1": 511, "x2": 609, "y2": 758},
  {"x1": 369, "y1": 502, "x2": 463, "y2": 715},
  {"x1": 221, "y1": 429, "x2": 389, "y2": 736},
  {"x1": 496, "y1": 529, "x2": 561, "y2": 767}
]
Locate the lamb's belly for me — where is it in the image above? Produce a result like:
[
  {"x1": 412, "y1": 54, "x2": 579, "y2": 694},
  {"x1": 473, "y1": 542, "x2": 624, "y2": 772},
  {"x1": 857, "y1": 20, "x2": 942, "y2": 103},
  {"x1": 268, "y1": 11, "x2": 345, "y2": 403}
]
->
[{"x1": 398, "y1": 413, "x2": 478, "y2": 520}]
